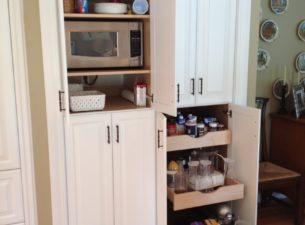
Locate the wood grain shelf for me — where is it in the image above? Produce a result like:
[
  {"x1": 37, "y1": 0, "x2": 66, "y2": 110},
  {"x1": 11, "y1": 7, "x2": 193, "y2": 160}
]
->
[
  {"x1": 64, "y1": 13, "x2": 150, "y2": 20},
  {"x1": 103, "y1": 96, "x2": 148, "y2": 112},
  {"x1": 167, "y1": 178, "x2": 244, "y2": 211},
  {"x1": 167, "y1": 130, "x2": 232, "y2": 152},
  {"x1": 67, "y1": 69, "x2": 151, "y2": 77}
]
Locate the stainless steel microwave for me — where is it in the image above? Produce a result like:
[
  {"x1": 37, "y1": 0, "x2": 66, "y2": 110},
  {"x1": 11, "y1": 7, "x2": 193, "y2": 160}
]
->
[{"x1": 65, "y1": 21, "x2": 143, "y2": 69}]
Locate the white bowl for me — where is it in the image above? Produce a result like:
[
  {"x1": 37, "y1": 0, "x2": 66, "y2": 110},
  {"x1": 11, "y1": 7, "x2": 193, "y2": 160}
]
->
[{"x1": 94, "y1": 3, "x2": 127, "y2": 14}]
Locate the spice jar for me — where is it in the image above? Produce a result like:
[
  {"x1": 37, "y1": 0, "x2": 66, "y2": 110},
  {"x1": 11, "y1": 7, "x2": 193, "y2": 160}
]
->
[{"x1": 167, "y1": 123, "x2": 176, "y2": 136}]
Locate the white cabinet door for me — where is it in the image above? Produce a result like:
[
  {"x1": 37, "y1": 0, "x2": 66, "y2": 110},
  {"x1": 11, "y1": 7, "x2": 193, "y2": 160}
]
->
[
  {"x1": 156, "y1": 112, "x2": 167, "y2": 225},
  {"x1": 151, "y1": 0, "x2": 177, "y2": 116},
  {"x1": 65, "y1": 114, "x2": 114, "y2": 225},
  {"x1": 0, "y1": 170, "x2": 24, "y2": 224},
  {"x1": 176, "y1": 0, "x2": 197, "y2": 107},
  {"x1": 112, "y1": 110, "x2": 156, "y2": 225},
  {"x1": 196, "y1": 0, "x2": 236, "y2": 105},
  {"x1": 0, "y1": 0, "x2": 20, "y2": 171},
  {"x1": 228, "y1": 104, "x2": 260, "y2": 225}
]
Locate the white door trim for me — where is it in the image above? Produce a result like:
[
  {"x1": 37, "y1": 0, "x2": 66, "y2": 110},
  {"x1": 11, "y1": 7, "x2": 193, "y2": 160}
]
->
[
  {"x1": 37, "y1": 0, "x2": 69, "y2": 224},
  {"x1": 233, "y1": 0, "x2": 252, "y2": 106},
  {"x1": 8, "y1": 0, "x2": 38, "y2": 224}
]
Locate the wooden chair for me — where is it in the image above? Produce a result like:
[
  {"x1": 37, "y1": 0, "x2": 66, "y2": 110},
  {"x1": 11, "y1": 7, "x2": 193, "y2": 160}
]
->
[{"x1": 256, "y1": 97, "x2": 304, "y2": 225}]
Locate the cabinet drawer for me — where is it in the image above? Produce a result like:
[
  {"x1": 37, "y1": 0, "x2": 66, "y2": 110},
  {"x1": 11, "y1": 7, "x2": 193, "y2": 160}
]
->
[
  {"x1": 167, "y1": 178, "x2": 244, "y2": 211},
  {"x1": 0, "y1": 170, "x2": 24, "y2": 224},
  {"x1": 167, "y1": 130, "x2": 231, "y2": 152}
]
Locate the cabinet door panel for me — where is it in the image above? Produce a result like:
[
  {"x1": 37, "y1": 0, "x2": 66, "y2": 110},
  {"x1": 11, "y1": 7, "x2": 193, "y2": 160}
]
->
[
  {"x1": 151, "y1": 0, "x2": 177, "y2": 116},
  {"x1": 65, "y1": 114, "x2": 114, "y2": 225},
  {"x1": 196, "y1": 0, "x2": 236, "y2": 105},
  {"x1": 112, "y1": 110, "x2": 156, "y2": 225},
  {"x1": 0, "y1": 170, "x2": 24, "y2": 224},
  {"x1": 156, "y1": 112, "x2": 167, "y2": 225},
  {"x1": 0, "y1": 0, "x2": 20, "y2": 171},
  {"x1": 176, "y1": 0, "x2": 197, "y2": 107},
  {"x1": 228, "y1": 104, "x2": 260, "y2": 224}
]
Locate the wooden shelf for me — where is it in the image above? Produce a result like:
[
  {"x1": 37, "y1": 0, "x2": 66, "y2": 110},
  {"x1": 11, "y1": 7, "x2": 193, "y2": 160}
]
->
[
  {"x1": 64, "y1": 13, "x2": 150, "y2": 20},
  {"x1": 103, "y1": 96, "x2": 148, "y2": 112},
  {"x1": 167, "y1": 178, "x2": 244, "y2": 211},
  {"x1": 67, "y1": 69, "x2": 151, "y2": 77},
  {"x1": 167, "y1": 130, "x2": 232, "y2": 152}
]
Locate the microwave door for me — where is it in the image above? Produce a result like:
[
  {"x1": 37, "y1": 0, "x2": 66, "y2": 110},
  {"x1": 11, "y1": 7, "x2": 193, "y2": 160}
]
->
[{"x1": 67, "y1": 31, "x2": 130, "y2": 69}]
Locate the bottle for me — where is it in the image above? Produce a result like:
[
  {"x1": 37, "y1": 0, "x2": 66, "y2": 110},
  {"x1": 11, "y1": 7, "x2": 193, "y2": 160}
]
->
[
  {"x1": 75, "y1": 0, "x2": 88, "y2": 13},
  {"x1": 176, "y1": 114, "x2": 186, "y2": 135},
  {"x1": 175, "y1": 161, "x2": 188, "y2": 193}
]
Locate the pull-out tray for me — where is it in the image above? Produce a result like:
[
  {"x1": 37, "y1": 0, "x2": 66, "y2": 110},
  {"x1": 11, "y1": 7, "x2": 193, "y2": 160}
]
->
[
  {"x1": 167, "y1": 130, "x2": 232, "y2": 152},
  {"x1": 167, "y1": 178, "x2": 244, "y2": 211}
]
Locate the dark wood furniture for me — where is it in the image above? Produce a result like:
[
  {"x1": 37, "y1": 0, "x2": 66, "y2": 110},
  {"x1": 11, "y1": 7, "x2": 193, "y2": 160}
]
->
[
  {"x1": 256, "y1": 99, "x2": 303, "y2": 225},
  {"x1": 268, "y1": 113, "x2": 305, "y2": 225}
]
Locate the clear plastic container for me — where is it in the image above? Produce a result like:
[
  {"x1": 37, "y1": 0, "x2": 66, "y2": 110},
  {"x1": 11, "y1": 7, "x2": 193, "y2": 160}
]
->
[
  {"x1": 224, "y1": 158, "x2": 236, "y2": 180},
  {"x1": 199, "y1": 160, "x2": 213, "y2": 192},
  {"x1": 188, "y1": 161, "x2": 200, "y2": 190},
  {"x1": 175, "y1": 161, "x2": 188, "y2": 193}
]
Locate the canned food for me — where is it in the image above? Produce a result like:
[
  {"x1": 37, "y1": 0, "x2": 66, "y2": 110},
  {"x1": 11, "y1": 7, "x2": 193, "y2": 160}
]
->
[{"x1": 75, "y1": 0, "x2": 88, "y2": 13}]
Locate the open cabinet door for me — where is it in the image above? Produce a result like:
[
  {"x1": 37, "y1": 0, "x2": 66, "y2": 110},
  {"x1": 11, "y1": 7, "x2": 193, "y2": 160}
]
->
[
  {"x1": 228, "y1": 104, "x2": 260, "y2": 224},
  {"x1": 151, "y1": 0, "x2": 177, "y2": 116},
  {"x1": 156, "y1": 112, "x2": 167, "y2": 225}
]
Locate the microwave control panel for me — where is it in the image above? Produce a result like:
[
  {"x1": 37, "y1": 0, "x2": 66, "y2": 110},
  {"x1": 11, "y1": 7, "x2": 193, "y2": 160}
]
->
[{"x1": 130, "y1": 30, "x2": 142, "y2": 57}]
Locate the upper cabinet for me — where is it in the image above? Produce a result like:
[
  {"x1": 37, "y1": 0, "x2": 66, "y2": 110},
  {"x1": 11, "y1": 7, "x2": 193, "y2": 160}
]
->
[{"x1": 151, "y1": 0, "x2": 237, "y2": 114}]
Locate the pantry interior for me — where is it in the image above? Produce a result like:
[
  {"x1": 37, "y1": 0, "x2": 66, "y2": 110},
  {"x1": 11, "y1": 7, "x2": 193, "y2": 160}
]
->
[{"x1": 20, "y1": 0, "x2": 262, "y2": 225}]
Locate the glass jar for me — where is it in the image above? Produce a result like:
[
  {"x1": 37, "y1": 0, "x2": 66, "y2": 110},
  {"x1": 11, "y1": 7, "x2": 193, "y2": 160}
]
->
[{"x1": 224, "y1": 158, "x2": 236, "y2": 180}]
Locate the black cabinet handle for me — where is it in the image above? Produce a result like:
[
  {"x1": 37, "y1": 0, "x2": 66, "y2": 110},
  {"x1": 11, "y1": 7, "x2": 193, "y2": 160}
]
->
[
  {"x1": 191, "y1": 78, "x2": 195, "y2": 95},
  {"x1": 158, "y1": 130, "x2": 164, "y2": 148},
  {"x1": 116, "y1": 125, "x2": 119, "y2": 143},
  {"x1": 107, "y1": 126, "x2": 110, "y2": 144},
  {"x1": 199, "y1": 78, "x2": 203, "y2": 95},
  {"x1": 177, "y1": 83, "x2": 180, "y2": 103}
]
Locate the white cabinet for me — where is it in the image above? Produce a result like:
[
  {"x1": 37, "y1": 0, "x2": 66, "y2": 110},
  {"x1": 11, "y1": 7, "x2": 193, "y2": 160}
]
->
[
  {"x1": 196, "y1": 0, "x2": 236, "y2": 106},
  {"x1": 0, "y1": 170, "x2": 24, "y2": 225},
  {"x1": 65, "y1": 110, "x2": 156, "y2": 225},
  {"x1": 156, "y1": 104, "x2": 260, "y2": 225},
  {"x1": 0, "y1": 0, "x2": 20, "y2": 171},
  {"x1": 151, "y1": 0, "x2": 237, "y2": 111},
  {"x1": 65, "y1": 114, "x2": 113, "y2": 225}
]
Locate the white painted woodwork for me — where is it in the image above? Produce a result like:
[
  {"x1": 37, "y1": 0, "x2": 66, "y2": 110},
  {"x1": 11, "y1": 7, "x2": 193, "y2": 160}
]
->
[
  {"x1": 65, "y1": 114, "x2": 114, "y2": 225},
  {"x1": 0, "y1": 0, "x2": 20, "y2": 171},
  {"x1": 0, "y1": 170, "x2": 24, "y2": 224},
  {"x1": 176, "y1": 0, "x2": 197, "y2": 107},
  {"x1": 156, "y1": 112, "x2": 167, "y2": 225},
  {"x1": 112, "y1": 110, "x2": 156, "y2": 225},
  {"x1": 151, "y1": 0, "x2": 177, "y2": 116},
  {"x1": 196, "y1": 0, "x2": 236, "y2": 105},
  {"x1": 228, "y1": 104, "x2": 260, "y2": 225}
]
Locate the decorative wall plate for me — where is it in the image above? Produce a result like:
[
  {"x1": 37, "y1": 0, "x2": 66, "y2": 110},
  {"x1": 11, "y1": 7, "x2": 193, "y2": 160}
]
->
[
  {"x1": 296, "y1": 52, "x2": 305, "y2": 73},
  {"x1": 272, "y1": 78, "x2": 290, "y2": 100},
  {"x1": 270, "y1": 0, "x2": 289, "y2": 15},
  {"x1": 298, "y1": 20, "x2": 305, "y2": 41},
  {"x1": 260, "y1": 20, "x2": 279, "y2": 42},
  {"x1": 257, "y1": 48, "x2": 271, "y2": 71}
]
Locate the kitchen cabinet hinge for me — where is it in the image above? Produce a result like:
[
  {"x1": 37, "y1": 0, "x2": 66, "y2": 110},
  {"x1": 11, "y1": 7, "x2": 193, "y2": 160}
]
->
[
  {"x1": 147, "y1": 94, "x2": 154, "y2": 103},
  {"x1": 224, "y1": 110, "x2": 232, "y2": 118},
  {"x1": 59, "y1": 90, "x2": 66, "y2": 112}
]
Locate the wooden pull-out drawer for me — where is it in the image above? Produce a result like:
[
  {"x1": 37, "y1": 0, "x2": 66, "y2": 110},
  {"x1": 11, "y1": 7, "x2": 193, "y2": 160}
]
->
[
  {"x1": 167, "y1": 130, "x2": 232, "y2": 152},
  {"x1": 167, "y1": 178, "x2": 244, "y2": 211}
]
